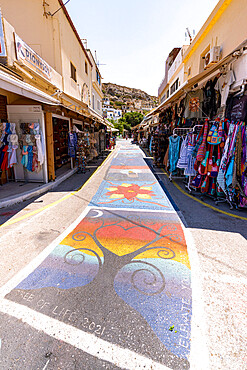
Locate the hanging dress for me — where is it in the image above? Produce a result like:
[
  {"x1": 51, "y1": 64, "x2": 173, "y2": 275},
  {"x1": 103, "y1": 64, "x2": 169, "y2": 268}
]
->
[
  {"x1": 168, "y1": 135, "x2": 180, "y2": 173},
  {"x1": 217, "y1": 123, "x2": 235, "y2": 194},
  {"x1": 177, "y1": 135, "x2": 188, "y2": 169},
  {"x1": 185, "y1": 133, "x2": 197, "y2": 176}
]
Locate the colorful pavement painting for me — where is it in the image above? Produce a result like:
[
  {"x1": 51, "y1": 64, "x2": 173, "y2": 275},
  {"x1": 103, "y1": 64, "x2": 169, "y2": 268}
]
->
[{"x1": 5, "y1": 141, "x2": 192, "y2": 369}]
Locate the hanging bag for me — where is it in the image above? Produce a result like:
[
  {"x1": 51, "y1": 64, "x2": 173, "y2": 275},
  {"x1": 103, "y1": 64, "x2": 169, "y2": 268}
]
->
[
  {"x1": 196, "y1": 119, "x2": 209, "y2": 162},
  {"x1": 208, "y1": 177, "x2": 216, "y2": 196},
  {"x1": 208, "y1": 146, "x2": 221, "y2": 178},
  {"x1": 192, "y1": 125, "x2": 203, "y2": 158},
  {"x1": 191, "y1": 173, "x2": 203, "y2": 188},
  {"x1": 198, "y1": 147, "x2": 210, "y2": 175},
  {"x1": 207, "y1": 119, "x2": 222, "y2": 145},
  {"x1": 201, "y1": 175, "x2": 210, "y2": 193}
]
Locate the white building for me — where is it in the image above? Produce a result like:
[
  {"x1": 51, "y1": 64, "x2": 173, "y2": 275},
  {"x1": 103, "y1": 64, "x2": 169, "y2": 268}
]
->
[{"x1": 102, "y1": 107, "x2": 122, "y2": 121}]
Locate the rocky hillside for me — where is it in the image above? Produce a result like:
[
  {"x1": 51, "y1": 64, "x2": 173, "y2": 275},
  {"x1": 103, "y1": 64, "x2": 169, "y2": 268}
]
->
[{"x1": 102, "y1": 82, "x2": 158, "y2": 113}]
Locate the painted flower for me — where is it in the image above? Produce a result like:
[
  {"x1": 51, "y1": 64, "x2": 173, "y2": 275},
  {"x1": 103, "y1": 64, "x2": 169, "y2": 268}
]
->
[{"x1": 105, "y1": 183, "x2": 155, "y2": 201}]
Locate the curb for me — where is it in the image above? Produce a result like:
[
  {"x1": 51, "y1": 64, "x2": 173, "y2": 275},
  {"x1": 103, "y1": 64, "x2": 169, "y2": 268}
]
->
[{"x1": 0, "y1": 168, "x2": 77, "y2": 209}]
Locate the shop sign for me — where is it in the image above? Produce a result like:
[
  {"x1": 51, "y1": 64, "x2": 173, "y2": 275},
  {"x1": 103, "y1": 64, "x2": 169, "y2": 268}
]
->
[
  {"x1": 0, "y1": 10, "x2": 7, "y2": 59},
  {"x1": 14, "y1": 33, "x2": 52, "y2": 81}
]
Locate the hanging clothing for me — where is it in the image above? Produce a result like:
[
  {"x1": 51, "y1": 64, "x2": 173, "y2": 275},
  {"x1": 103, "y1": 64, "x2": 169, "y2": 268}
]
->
[
  {"x1": 21, "y1": 146, "x2": 29, "y2": 168},
  {"x1": 226, "y1": 94, "x2": 247, "y2": 122},
  {"x1": 215, "y1": 70, "x2": 235, "y2": 107},
  {"x1": 168, "y1": 136, "x2": 180, "y2": 173},
  {"x1": 149, "y1": 136, "x2": 153, "y2": 154},
  {"x1": 32, "y1": 146, "x2": 41, "y2": 172},
  {"x1": 217, "y1": 123, "x2": 235, "y2": 194},
  {"x1": 27, "y1": 146, "x2": 33, "y2": 172},
  {"x1": 184, "y1": 89, "x2": 204, "y2": 119},
  {"x1": 177, "y1": 135, "x2": 188, "y2": 169},
  {"x1": 185, "y1": 134, "x2": 197, "y2": 177},
  {"x1": 9, "y1": 145, "x2": 18, "y2": 167},
  {"x1": 0, "y1": 145, "x2": 8, "y2": 171},
  {"x1": 35, "y1": 134, "x2": 44, "y2": 165},
  {"x1": 68, "y1": 132, "x2": 77, "y2": 158}
]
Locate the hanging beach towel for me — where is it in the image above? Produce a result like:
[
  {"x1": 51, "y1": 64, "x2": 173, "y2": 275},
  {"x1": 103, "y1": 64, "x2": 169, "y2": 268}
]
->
[{"x1": 196, "y1": 119, "x2": 209, "y2": 162}]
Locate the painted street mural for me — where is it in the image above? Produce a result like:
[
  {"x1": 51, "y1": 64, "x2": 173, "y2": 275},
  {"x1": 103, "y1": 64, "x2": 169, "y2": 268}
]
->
[{"x1": 5, "y1": 142, "x2": 192, "y2": 369}]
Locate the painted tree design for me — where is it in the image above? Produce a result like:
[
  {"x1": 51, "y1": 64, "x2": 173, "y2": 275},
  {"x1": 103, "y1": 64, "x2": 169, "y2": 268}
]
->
[{"x1": 64, "y1": 209, "x2": 184, "y2": 296}]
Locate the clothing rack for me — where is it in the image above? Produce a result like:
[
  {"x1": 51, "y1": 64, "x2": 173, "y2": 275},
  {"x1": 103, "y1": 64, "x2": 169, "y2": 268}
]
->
[
  {"x1": 172, "y1": 127, "x2": 192, "y2": 136},
  {"x1": 170, "y1": 125, "x2": 202, "y2": 182},
  {"x1": 184, "y1": 124, "x2": 203, "y2": 192}
]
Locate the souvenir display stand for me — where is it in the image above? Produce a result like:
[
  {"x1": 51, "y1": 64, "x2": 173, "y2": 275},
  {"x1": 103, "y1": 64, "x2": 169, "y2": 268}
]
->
[{"x1": 5, "y1": 105, "x2": 48, "y2": 183}]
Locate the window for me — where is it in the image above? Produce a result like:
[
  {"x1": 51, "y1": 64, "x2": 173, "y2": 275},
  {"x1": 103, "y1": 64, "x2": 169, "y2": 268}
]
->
[
  {"x1": 97, "y1": 100, "x2": 100, "y2": 110},
  {"x1": 85, "y1": 61, "x2": 88, "y2": 74},
  {"x1": 188, "y1": 67, "x2": 191, "y2": 77},
  {"x1": 70, "y1": 62, "x2": 77, "y2": 82},
  {"x1": 92, "y1": 94, "x2": 95, "y2": 109},
  {"x1": 96, "y1": 71, "x2": 101, "y2": 85},
  {"x1": 170, "y1": 78, "x2": 179, "y2": 95}
]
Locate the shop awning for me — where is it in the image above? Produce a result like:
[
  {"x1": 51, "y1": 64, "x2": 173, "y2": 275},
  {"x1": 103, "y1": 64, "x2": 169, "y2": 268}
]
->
[
  {"x1": 88, "y1": 106, "x2": 106, "y2": 125},
  {"x1": 0, "y1": 69, "x2": 60, "y2": 105},
  {"x1": 147, "y1": 38, "x2": 247, "y2": 119},
  {"x1": 105, "y1": 122, "x2": 119, "y2": 132},
  {"x1": 146, "y1": 80, "x2": 188, "y2": 118}
]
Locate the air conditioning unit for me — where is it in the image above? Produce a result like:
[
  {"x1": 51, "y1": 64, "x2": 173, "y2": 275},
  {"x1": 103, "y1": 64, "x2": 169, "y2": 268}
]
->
[{"x1": 204, "y1": 46, "x2": 221, "y2": 69}]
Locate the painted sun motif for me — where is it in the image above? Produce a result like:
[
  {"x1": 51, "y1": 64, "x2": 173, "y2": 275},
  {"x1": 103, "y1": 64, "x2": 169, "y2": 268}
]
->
[{"x1": 99, "y1": 182, "x2": 168, "y2": 207}]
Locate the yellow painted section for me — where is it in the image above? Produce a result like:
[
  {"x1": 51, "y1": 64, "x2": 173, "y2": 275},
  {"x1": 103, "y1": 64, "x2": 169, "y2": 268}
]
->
[
  {"x1": 183, "y1": 0, "x2": 233, "y2": 64},
  {"x1": 109, "y1": 194, "x2": 124, "y2": 199},
  {"x1": 62, "y1": 238, "x2": 104, "y2": 258},
  {"x1": 136, "y1": 194, "x2": 152, "y2": 199},
  {"x1": 98, "y1": 238, "x2": 148, "y2": 257}
]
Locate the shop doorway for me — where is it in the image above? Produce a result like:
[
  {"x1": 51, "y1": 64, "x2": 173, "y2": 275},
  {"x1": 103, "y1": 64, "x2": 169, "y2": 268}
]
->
[{"x1": 52, "y1": 116, "x2": 70, "y2": 174}]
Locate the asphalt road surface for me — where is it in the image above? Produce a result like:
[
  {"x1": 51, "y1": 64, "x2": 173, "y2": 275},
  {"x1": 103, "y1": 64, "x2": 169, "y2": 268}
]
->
[{"x1": 0, "y1": 139, "x2": 246, "y2": 370}]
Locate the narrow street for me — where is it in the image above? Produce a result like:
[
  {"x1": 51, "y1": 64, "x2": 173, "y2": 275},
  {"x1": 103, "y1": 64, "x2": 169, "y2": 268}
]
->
[
  {"x1": 1, "y1": 1, "x2": 247, "y2": 369},
  {"x1": 0, "y1": 139, "x2": 246, "y2": 369},
  {"x1": 0, "y1": 139, "x2": 195, "y2": 369}
]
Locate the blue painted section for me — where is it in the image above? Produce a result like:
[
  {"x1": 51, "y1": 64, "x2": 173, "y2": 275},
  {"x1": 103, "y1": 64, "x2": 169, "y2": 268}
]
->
[
  {"x1": 16, "y1": 245, "x2": 103, "y2": 290},
  {"x1": 114, "y1": 258, "x2": 192, "y2": 359},
  {"x1": 90, "y1": 179, "x2": 175, "y2": 210}
]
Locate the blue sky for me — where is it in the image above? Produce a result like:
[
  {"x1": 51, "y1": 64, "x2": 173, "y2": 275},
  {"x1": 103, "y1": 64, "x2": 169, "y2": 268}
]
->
[{"x1": 66, "y1": 0, "x2": 219, "y2": 96}]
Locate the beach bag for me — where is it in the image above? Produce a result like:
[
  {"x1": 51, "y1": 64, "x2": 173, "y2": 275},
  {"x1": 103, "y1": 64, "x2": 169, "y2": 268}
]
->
[
  {"x1": 194, "y1": 159, "x2": 200, "y2": 171},
  {"x1": 191, "y1": 173, "x2": 203, "y2": 188},
  {"x1": 192, "y1": 126, "x2": 203, "y2": 158},
  {"x1": 198, "y1": 149, "x2": 210, "y2": 175},
  {"x1": 196, "y1": 119, "x2": 209, "y2": 162},
  {"x1": 201, "y1": 175, "x2": 210, "y2": 193},
  {"x1": 208, "y1": 177, "x2": 216, "y2": 196}
]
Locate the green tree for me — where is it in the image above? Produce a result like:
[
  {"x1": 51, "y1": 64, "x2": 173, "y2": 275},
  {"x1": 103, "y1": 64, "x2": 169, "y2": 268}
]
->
[
  {"x1": 118, "y1": 117, "x2": 131, "y2": 133},
  {"x1": 123, "y1": 111, "x2": 143, "y2": 127},
  {"x1": 108, "y1": 118, "x2": 124, "y2": 135}
]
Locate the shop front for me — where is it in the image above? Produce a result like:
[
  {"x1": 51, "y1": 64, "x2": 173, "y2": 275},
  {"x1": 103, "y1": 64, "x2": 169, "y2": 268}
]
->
[
  {"x1": 6, "y1": 104, "x2": 48, "y2": 183},
  {"x1": 52, "y1": 114, "x2": 71, "y2": 174},
  {"x1": 146, "y1": 45, "x2": 247, "y2": 210},
  {"x1": 0, "y1": 73, "x2": 59, "y2": 188}
]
